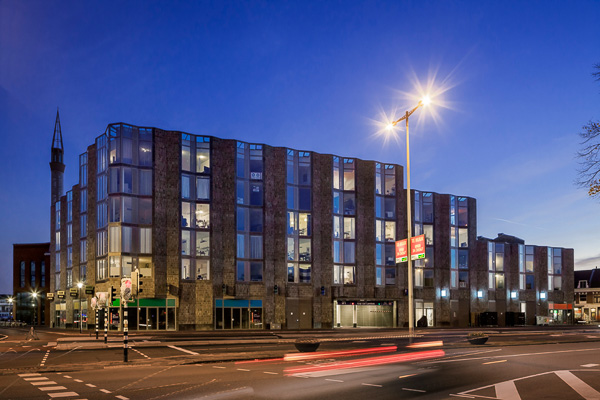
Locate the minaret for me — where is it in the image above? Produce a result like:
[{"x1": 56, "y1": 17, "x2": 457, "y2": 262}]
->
[{"x1": 50, "y1": 109, "x2": 65, "y2": 205}]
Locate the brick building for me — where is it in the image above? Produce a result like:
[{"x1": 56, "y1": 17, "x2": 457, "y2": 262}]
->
[
  {"x1": 12, "y1": 242, "x2": 51, "y2": 325},
  {"x1": 49, "y1": 119, "x2": 574, "y2": 330}
]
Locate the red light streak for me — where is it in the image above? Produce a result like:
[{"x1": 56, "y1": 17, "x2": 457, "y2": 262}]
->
[
  {"x1": 284, "y1": 350, "x2": 445, "y2": 376},
  {"x1": 283, "y1": 346, "x2": 397, "y2": 361}
]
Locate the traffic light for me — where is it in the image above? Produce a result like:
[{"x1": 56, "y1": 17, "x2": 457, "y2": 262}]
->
[
  {"x1": 109, "y1": 285, "x2": 117, "y2": 304},
  {"x1": 273, "y1": 284, "x2": 279, "y2": 295},
  {"x1": 138, "y1": 272, "x2": 144, "y2": 294}
]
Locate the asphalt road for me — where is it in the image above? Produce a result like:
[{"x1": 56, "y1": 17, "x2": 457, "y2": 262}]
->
[{"x1": 2, "y1": 325, "x2": 600, "y2": 399}]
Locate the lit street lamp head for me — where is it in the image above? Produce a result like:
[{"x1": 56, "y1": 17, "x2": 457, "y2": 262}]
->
[
  {"x1": 32, "y1": 292, "x2": 37, "y2": 298},
  {"x1": 77, "y1": 282, "x2": 83, "y2": 288}
]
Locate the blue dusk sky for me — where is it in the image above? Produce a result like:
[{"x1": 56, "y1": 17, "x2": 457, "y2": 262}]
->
[{"x1": 1, "y1": 1, "x2": 599, "y2": 294}]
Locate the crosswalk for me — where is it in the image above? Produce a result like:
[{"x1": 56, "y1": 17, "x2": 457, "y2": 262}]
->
[
  {"x1": 18, "y1": 373, "x2": 81, "y2": 399},
  {"x1": 17, "y1": 372, "x2": 130, "y2": 400},
  {"x1": 452, "y1": 368, "x2": 600, "y2": 399}
]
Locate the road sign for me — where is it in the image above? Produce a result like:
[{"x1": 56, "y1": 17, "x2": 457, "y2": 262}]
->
[
  {"x1": 69, "y1": 288, "x2": 78, "y2": 297},
  {"x1": 121, "y1": 278, "x2": 132, "y2": 301},
  {"x1": 96, "y1": 292, "x2": 108, "y2": 308},
  {"x1": 395, "y1": 239, "x2": 408, "y2": 262},
  {"x1": 57, "y1": 290, "x2": 65, "y2": 299},
  {"x1": 85, "y1": 285, "x2": 95, "y2": 295},
  {"x1": 47, "y1": 292, "x2": 55, "y2": 300},
  {"x1": 411, "y1": 234, "x2": 426, "y2": 260}
]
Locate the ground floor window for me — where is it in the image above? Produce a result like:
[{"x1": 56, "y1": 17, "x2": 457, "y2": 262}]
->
[
  {"x1": 215, "y1": 299, "x2": 262, "y2": 329},
  {"x1": 334, "y1": 300, "x2": 395, "y2": 328}
]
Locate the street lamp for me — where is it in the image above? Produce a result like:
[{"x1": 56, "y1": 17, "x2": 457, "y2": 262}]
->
[
  {"x1": 77, "y1": 282, "x2": 84, "y2": 333},
  {"x1": 386, "y1": 96, "x2": 431, "y2": 338},
  {"x1": 7, "y1": 297, "x2": 14, "y2": 322},
  {"x1": 31, "y1": 291, "x2": 38, "y2": 326}
]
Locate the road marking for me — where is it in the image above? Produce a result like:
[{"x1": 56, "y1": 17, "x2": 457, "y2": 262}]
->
[
  {"x1": 168, "y1": 345, "x2": 199, "y2": 355},
  {"x1": 116, "y1": 396, "x2": 129, "y2": 400},
  {"x1": 48, "y1": 392, "x2": 80, "y2": 398},
  {"x1": 399, "y1": 374, "x2": 417, "y2": 379},
  {"x1": 264, "y1": 372, "x2": 278, "y2": 375},
  {"x1": 483, "y1": 360, "x2": 507, "y2": 365},
  {"x1": 63, "y1": 375, "x2": 72, "y2": 379},
  {"x1": 40, "y1": 350, "x2": 51, "y2": 366},
  {"x1": 86, "y1": 383, "x2": 96, "y2": 387},
  {"x1": 25, "y1": 377, "x2": 49, "y2": 381},
  {"x1": 32, "y1": 381, "x2": 58, "y2": 386},
  {"x1": 19, "y1": 373, "x2": 41, "y2": 377},
  {"x1": 74, "y1": 379, "x2": 83, "y2": 382},
  {"x1": 424, "y1": 347, "x2": 600, "y2": 365},
  {"x1": 495, "y1": 380, "x2": 521, "y2": 400},
  {"x1": 213, "y1": 366, "x2": 226, "y2": 369},
  {"x1": 39, "y1": 386, "x2": 68, "y2": 391},
  {"x1": 325, "y1": 379, "x2": 344, "y2": 382},
  {"x1": 237, "y1": 368, "x2": 250, "y2": 371},
  {"x1": 554, "y1": 370, "x2": 600, "y2": 399},
  {"x1": 100, "y1": 388, "x2": 112, "y2": 393},
  {"x1": 403, "y1": 388, "x2": 426, "y2": 393},
  {"x1": 362, "y1": 383, "x2": 382, "y2": 387},
  {"x1": 582, "y1": 364, "x2": 599, "y2": 368},
  {"x1": 131, "y1": 348, "x2": 151, "y2": 359}
]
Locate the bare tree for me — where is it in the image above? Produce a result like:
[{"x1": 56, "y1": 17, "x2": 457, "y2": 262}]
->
[{"x1": 576, "y1": 64, "x2": 600, "y2": 198}]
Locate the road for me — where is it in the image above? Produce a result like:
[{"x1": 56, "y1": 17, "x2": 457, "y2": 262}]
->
[{"x1": 2, "y1": 325, "x2": 600, "y2": 399}]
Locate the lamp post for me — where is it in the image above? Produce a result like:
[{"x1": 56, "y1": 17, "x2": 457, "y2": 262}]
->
[
  {"x1": 31, "y1": 292, "x2": 38, "y2": 326},
  {"x1": 8, "y1": 297, "x2": 14, "y2": 322},
  {"x1": 77, "y1": 282, "x2": 84, "y2": 333},
  {"x1": 387, "y1": 96, "x2": 430, "y2": 338}
]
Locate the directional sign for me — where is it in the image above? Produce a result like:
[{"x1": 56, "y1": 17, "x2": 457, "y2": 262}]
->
[
  {"x1": 57, "y1": 290, "x2": 66, "y2": 299},
  {"x1": 395, "y1": 239, "x2": 408, "y2": 263},
  {"x1": 47, "y1": 292, "x2": 55, "y2": 301},
  {"x1": 69, "y1": 288, "x2": 78, "y2": 297},
  {"x1": 411, "y1": 234, "x2": 426, "y2": 260},
  {"x1": 85, "y1": 285, "x2": 95, "y2": 295}
]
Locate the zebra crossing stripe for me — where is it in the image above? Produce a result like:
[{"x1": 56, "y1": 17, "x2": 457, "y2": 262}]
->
[{"x1": 554, "y1": 370, "x2": 600, "y2": 399}]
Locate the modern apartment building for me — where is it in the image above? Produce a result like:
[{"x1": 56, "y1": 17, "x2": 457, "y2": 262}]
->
[{"x1": 48, "y1": 118, "x2": 574, "y2": 330}]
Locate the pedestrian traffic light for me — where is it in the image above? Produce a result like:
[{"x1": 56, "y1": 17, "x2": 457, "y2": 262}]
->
[{"x1": 274, "y1": 284, "x2": 279, "y2": 295}]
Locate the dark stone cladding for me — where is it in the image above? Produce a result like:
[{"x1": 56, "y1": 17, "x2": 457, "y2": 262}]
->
[{"x1": 312, "y1": 153, "x2": 334, "y2": 327}]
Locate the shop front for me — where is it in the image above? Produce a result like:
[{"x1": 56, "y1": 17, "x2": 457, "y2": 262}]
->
[
  {"x1": 214, "y1": 299, "x2": 263, "y2": 329},
  {"x1": 101, "y1": 298, "x2": 177, "y2": 330},
  {"x1": 334, "y1": 300, "x2": 396, "y2": 328}
]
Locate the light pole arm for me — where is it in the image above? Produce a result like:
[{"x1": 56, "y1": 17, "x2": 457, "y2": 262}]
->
[{"x1": 390, "y1": 101, "x2": 423, "y2": 127}]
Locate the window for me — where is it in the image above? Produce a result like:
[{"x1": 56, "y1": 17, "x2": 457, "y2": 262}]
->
[
  {"x1": 488, "y1": 242, "x2": 505, "y2": 290},
  {"x1": 20, "y1": 261, "x2": 25, "y2": 287},
  {"x1": 236, "y1": 142, "x2": 263, "y2": 282}
]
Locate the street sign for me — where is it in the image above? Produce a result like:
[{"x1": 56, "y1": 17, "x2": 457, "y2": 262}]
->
[
  {"x1": 57, "y1": 290, "x2": 65, "y2": 299},
  {"x1": 411, "y1": 234, "x2": 426, "y2": 260},
  {"x1": 96, "y1": 292, "x2": 108, "y2": 308},
  {"x1": 85, "y1": 285, "x2": 95, "y2": 295},
  {"x1": 69, "y1": 288, "x2": 78, "y2": 297},
  {"x1": 121, "y1": 278, "x2": 132, "y2": 301},
  {"x1": 395, "y1": 239, "x2": 408, "y2": 263},
  {"x1": 47, "y1": 292, "x2": 55, "y2": 300}
]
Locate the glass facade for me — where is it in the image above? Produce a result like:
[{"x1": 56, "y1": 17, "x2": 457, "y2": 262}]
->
[
  {"x1": 236, "y1": 142, "x2": 263, "y2": 282},
  {"x1": 181, "y1": 133, "x2": 211, "y2": 280},
  {"x1": 414, "y1": 191, "x2": 434, "y2": 287},
  {"x1": 286, "y1": 150, "x2": 312, "y2": 283},
  {"x1": 333, "y1": 157, "x2": 356, "y2": 285},
  {"x1": 375, "y1": 163, "x2": 396, "y2": 285}
]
